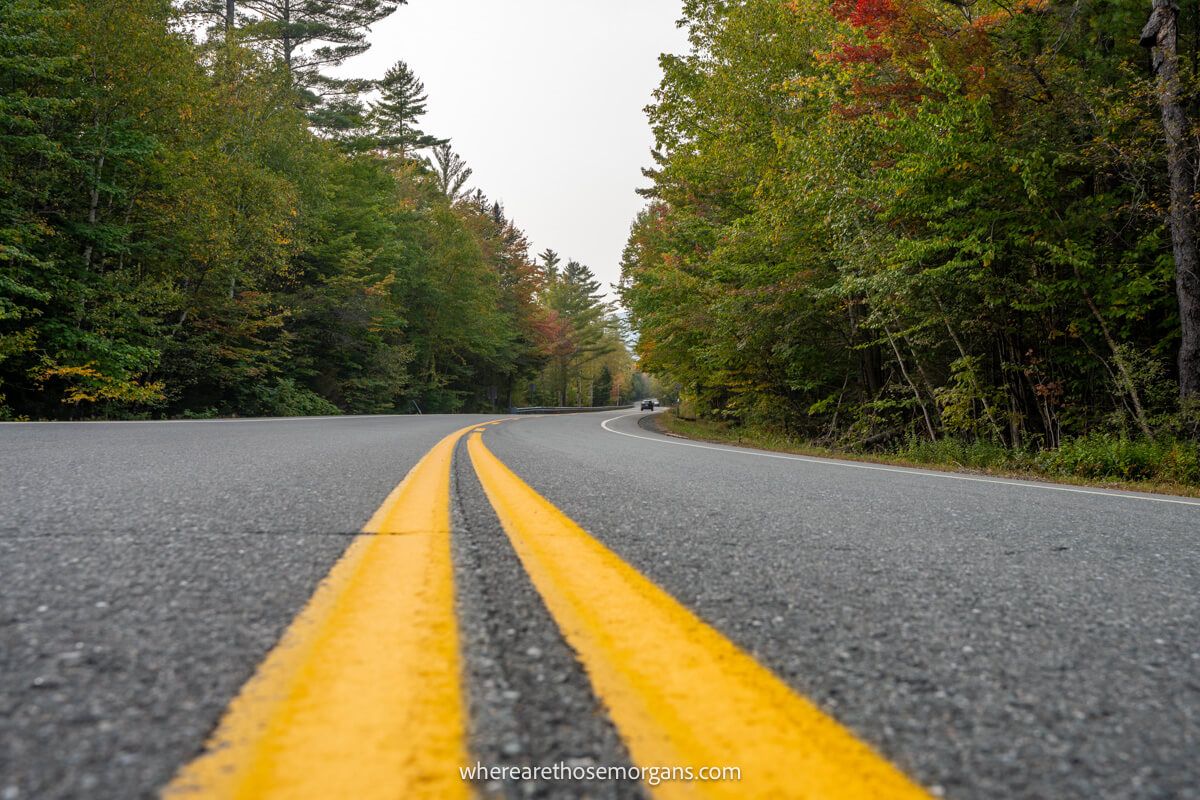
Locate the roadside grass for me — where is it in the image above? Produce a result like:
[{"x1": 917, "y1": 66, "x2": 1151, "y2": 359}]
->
[{"x1": 656, "y1": 412, "x2": 1200, "y2": 498}]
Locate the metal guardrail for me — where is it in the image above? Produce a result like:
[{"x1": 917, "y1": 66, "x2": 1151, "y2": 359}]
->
[{"x1": 509, "y1": 405, "x2": 632, "y2": 415}]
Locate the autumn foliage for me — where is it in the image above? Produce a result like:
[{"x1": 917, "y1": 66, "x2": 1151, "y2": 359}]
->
[{"x1": 622, "y1": 0, "x2": 1197, "y2": 450}]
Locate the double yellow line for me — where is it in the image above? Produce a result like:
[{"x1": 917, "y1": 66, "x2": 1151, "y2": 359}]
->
[{"x1": 165, "y1": 421, "x2": 931, "y2": 799}]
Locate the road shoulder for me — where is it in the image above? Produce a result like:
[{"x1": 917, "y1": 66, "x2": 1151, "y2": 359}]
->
[{"x1": 651, "y1": 410, "x2": 1200, "y2": 500}]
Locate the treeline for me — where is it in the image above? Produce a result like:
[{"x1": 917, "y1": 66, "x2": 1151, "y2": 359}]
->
[
  {"x1": 0, "y1": 0, "x2": 634, "y2": 419},
  {"x1": 622, "y1": 0, "x2": 1200, "y2": 453}
]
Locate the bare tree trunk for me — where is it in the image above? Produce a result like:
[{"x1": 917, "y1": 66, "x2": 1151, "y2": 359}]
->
[
  {"x1": 83, "y1": 93, "x2": 105, "y2": 269},
  {"x1": 225, "y1": 0, "x2": 234, "y2": 31},
  {"x1": 935, "y1": 303, "x2": 1004, "y2": 440},
  {"x1": 1000, "y1": 336, "x2": 1024, "y2": 448},
  {"x1": 884, "y1": 325, "x2": 937, "y2": 441},
  {"x1": 1074, "y1": 265, "x2": 1154, "y2": 437},
  {"x1": 82, "y1": 152, "x2": 103, "y2": 269},
  {"x1": 899, "y1": 329, "x2": 942, "y2": 429},
  {"x1": 1142, "y1": 0, "x2": 1200, "y2": 399}
]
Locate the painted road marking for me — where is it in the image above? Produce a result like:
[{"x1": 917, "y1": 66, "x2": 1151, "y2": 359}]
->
[
  {"x1": 467, "y1": 431, "x2": 931, "y2": 799},
  {"x1": 601, "y1": 412, "x2": 1200, "y2": 507},
  {"x1": 0, "y1": 414, "x2": 512, "y2": 425},
  {"x1": 164, "y1": 424, "x2": 483, "y2": 800}
]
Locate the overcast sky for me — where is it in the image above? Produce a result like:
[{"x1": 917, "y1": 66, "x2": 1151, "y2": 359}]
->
[{"x1": 339, "y1": 1, "x2": 689, "y2": 297}]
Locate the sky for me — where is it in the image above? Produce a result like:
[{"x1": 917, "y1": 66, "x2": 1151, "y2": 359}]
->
[{"x1": 339, "y1": 1, "x2": 690, "y2": 298}]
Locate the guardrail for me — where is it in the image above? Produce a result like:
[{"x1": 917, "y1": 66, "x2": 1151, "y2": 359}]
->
[{"x1": 509, "y1": 405, "x2": 632, "y2": 415}]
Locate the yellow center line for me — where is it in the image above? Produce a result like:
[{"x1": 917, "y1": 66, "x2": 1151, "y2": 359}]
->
[
  {"x1": 467, "y1": 431, "x2": 932, "y2": 800},
  {"x1": 164, "y1": 423, "x2": 485, "y2": 800}
]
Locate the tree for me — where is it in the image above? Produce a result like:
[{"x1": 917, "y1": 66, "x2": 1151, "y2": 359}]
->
[
  {"x1": 430, "y1": 143, "x2": 472, "y2": 201},
  {"x1": 176, "y1": 0, "x2": 238, "y2": 36},
  {"x1": 539, "y1": 248, "x2": 562, "y2": 282},
  {"x1": 540, "y1": 259, "x2": 614, "y2": 405},
  {"x1": 622, "y1": 0, "x2": 1187, "y2": 446},
  {"x1": 0, "y1": 0, "x2": 568, "y2": 421},
  {"x1": 1141, "y1": 0, "x2": 1200, "y2": 400},
  {"x1": 369, "y1": 60, "x2": 447, "y2": 157},
  {"x1": 239, "y1": 0, "x2": 402, "y2": 75},
  {"x1": 593, "y1": 364, "x2": 613, "y2": 406},
  {"x1": 0, "y1": 0, "x2": 76, "y2": 417}
]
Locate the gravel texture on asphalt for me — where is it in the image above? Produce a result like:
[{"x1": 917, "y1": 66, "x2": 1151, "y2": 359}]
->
[
  {"x1": 0, "y1": 415, "x2": 495, "y2": 799},
  {"x1": 3, "y1": 410, "x2": 1198, "y2": 799},
  {"x1": 482, "y1": 410, "x2": 1200, "y2": 800},
  {"x1": 450, "y1": 438, "x2": 643, "y2": 800}
]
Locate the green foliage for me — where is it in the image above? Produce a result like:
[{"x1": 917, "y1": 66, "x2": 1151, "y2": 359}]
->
[
  {"x1": 1034, "y1": 436, "x2": 1200, "y2": 484},
  {"x1": 238, "y1": 0, "x2": 403, "y2": 79},
  {"x1": 368, "y1": 60, "x2": 447, "y2": 156},
  {"x1": 251, "y1": 377, "x2": 342, "y2": 416},
  {"x1": 667, "y1": 413, "x2": 1200, "y2": 489},
  {"x1": 592, "y1": 365, "x2": 613, "y2": 406},
  {"x1": 0, "y1": 0, "x2": 594, "y2": 419},
  {"x1": 532, "y1": 253, "x2": 623, "y2": 407},
  {"x1": 622, "y1": 0, "x2": 1197, "y2": 461},
  {"x1": 894, "y1": 435, "x2": 1031, "y2": 473}
]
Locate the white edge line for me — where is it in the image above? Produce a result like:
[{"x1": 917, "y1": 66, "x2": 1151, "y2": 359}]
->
[
  {"x1": 601, "y1": 412, "x2": 1200, "y2": 508},
  {"x1": 0, "y1": 413, "x2": 508, "y2": 425}
]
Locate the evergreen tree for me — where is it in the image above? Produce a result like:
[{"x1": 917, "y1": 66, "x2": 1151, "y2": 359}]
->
[
  {"x1": 0, "y1": 0, "x2": 568, "y2": 420},
  {"x1": 240, "y1": 0, "x2": 403, "y2": 75},
  {"x1": 593, "y1": 365, "x2": 613, "y2": 406},
  {"x1": 430, "y1": 143, "x2": 472, "y2": 201},
  {"x1": 542, "y1": 259, "x2": 614, "y2": 405},
  {"x1": 369, "y1": 60, "x2": 447, "y2": 157},
  {"x1": 560, "y1": 260, "x2": 604, "y2": 309},
  {"x1": 539, "y1": 249, "x2": 562, "y2": 282}
]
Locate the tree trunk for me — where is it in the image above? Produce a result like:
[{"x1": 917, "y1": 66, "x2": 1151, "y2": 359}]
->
[
  {"x1": 1071, "y1": 261, "x2": 1154, "y2": 437},
  {"x1": 848, "y1": 301, "x2": 883, "y2": 397},
  {"x1": 884, "y1": 324, "x2": 937, "y2": 441},
  {"x1": 1142, "y1": 0, "x2": 1200, "y2": 398},
  {"x1": 225, "y1": 0, "x2": 234, "y2": 32},
  {"x1": 934, "y1": 296, "x2": 1004, "y2": 441},
  {"x1": 82, "y1": 152, "x2": 103, "y2": 269},
  {"x1": 283, "y1": 0, "x2": 293, "y2": 72}
]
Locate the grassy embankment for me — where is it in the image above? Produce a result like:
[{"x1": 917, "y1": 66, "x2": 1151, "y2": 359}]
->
[{"x1": 656, "y1": 411, "x2": 1200, "y2": 498}]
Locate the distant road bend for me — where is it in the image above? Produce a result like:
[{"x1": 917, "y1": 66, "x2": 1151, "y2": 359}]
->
[{"x1": 1, "y1": 409, "x2": 1197, "y2": 798}]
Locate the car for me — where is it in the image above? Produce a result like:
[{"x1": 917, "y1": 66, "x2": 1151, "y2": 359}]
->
[{"x1": 640, "y1": 399, "x2": 655, "y2": 411}]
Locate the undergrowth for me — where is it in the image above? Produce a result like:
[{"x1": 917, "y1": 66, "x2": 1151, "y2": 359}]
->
[{"x1": 661, "y1": 413, "x2": 1200, "y2": 493}]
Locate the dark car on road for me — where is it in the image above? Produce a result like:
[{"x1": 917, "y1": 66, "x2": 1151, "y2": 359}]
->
[{"x1": 640, "y1": 399, "x2": 655, "y2": 411}]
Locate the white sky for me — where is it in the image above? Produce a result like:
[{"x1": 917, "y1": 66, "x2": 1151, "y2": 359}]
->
[{"x1": 340, "y1": 1, "x2": 689, "y2": 298}]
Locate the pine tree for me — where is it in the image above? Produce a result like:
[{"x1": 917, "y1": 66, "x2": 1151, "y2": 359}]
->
[
  {"x1": 369, "y1": 60, "x2": 447, "y2": 157},
  {"x1": 593, "y1": 365, "x2": 613, "y2": 406},
  {"x1": 240, "y1": 0, "x2": 403, "y2": 75},
  {"x1": 430, "y1": 143, "x2": 472, "y2": 201},
  {"x1": 539, "y1": 249, "x2": 562, "y2": 282},
  {"x1": 182, "y1": 0, "x2": 402, "y2": 133},
  {"x1": 542, "y1": 259, "x2": 614, "y2": 405},
  {"x1": 306, "y1": 92, "x2": 372, "y2": 149}
]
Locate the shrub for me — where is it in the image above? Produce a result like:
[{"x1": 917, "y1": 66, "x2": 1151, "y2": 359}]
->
[
  {"x1": 1036, "y1": 435, "x2": 1200, "y2": 484},
  {"x1": 252, "y1": 379, "x2": 342, "y2": 417},
  {"x1": 893, "y1": 435, "x2": 1017, "y2": 471}
]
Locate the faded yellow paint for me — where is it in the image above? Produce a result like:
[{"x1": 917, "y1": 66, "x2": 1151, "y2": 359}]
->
[
  {"x1": 467, "y1": 431, "x2": 932, "y2": 800},
  {"x1": 164, "y1": 423, "x2": 484, "y2": 800}
]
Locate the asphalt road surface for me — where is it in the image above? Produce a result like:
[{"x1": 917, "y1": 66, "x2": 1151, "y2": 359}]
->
[{"x1": 1, "y1": 409, "x2": 1197, "y2": 799}]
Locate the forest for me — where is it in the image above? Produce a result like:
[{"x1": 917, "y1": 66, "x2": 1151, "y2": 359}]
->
[
  {"x1": 0, "y1": 0, "x2": 638, "y2": 419},
  {"x1": 621, "y1": 0, "x2": 1200, "y2": 481}
]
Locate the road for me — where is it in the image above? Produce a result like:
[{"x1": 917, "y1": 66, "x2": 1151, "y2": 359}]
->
[{"x1": 1, "y1": 409, "x2": 1197, "y2": 799}]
